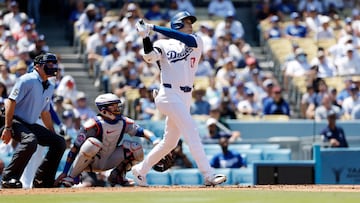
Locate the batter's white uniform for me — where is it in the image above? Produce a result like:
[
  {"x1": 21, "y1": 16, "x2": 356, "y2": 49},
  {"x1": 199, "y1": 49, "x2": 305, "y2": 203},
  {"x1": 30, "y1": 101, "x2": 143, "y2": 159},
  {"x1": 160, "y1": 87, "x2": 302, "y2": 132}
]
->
[{"x1": 136, "y1": 33, "x2": 215, "y2": 179}]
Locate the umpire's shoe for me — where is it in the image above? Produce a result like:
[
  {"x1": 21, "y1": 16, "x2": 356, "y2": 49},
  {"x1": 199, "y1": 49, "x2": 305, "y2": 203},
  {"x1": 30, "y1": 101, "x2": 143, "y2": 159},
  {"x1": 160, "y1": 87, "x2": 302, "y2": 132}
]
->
[
  {"x1": 204, "y1": 174, "x2": 227, "y2": 186},
  {"x1": 1, "y1": 178, "x2": 23, "y2": 188}
]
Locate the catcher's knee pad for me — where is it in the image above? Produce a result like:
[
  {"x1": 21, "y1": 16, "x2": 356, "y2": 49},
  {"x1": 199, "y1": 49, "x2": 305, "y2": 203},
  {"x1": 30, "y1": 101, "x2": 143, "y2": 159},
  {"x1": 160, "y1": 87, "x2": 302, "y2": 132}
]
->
[
  {"x1": 122, "y1": 140, "x2": 144, "y2": 162},
  {"x1": 70, "y1": 137, "x2": 103, "y2": 177},
  {"x1": 80, "y1": 137, "x2": 103, "y2": 158}
]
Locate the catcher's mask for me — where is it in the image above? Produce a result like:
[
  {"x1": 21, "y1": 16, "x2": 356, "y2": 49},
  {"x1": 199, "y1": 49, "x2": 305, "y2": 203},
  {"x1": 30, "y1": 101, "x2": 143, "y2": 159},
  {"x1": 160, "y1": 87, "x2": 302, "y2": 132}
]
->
[{"x1": 95, "y1": 93, "x2": 123, "y2": 121}]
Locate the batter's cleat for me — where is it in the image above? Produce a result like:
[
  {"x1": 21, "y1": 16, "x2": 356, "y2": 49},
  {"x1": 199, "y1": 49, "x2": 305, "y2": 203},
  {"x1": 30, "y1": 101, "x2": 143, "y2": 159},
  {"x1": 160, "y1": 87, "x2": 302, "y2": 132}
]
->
[
  {"x1": 61, "y1": 176, "x2": 80, "y2": 188},
  {"x1": 1, "y1": 179, "x2": 23, "y2": 189},
  {"x1": 107, "y1": 168, "x2": 135, "y2": 187},
  {"x1": 131, "y1": 166, "x2": 148, "y2": 187},
  {"x1": 204, "y1": 174, "x2": 227, "y2": 186}
]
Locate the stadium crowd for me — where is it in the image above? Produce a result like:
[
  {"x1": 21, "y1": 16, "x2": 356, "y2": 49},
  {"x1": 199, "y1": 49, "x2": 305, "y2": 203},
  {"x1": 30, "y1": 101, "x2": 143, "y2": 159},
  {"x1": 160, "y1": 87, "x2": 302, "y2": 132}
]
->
[{"x1": 0, "y1": 0, "x2": 358, "y2": 188}]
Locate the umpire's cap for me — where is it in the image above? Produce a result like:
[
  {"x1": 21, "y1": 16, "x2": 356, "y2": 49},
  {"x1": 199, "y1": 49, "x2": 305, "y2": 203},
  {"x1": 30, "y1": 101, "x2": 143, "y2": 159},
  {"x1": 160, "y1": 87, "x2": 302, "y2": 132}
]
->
[{"x1": 170, "y1": 11, "x2": 197, "y2": 30}]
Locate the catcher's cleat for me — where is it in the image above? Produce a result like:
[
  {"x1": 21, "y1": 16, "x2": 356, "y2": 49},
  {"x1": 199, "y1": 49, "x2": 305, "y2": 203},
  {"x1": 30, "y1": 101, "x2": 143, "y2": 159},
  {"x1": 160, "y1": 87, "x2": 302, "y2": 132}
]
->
[
  {"x1": 1, "y1": 178, "x2": 22, "y2": 189},
  {"x1": 131, "y1": 166, "x2": 148, "y2": 187},
  {"x1": 204, "y1": 174, "x2": 227, "y2": 186},
  {"x1": 61, "y1": 176, "x2": 80, "y2": 188},
  {"x1": 108, "y1": 168, "x2": 135, "y2": 187}
]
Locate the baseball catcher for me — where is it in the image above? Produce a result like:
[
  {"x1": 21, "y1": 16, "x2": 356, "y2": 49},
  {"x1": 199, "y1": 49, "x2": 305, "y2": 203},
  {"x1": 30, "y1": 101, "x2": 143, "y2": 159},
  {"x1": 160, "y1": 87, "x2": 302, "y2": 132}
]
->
[{"x1": 54, "y1": 93, "x2": 159, "y2": 187}]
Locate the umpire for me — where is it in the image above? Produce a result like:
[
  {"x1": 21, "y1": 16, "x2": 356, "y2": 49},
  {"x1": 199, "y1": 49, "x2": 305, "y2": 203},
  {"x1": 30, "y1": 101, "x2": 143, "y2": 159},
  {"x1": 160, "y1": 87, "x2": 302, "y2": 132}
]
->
[{"x1": 0, "y1": 53, "x2": 66, "y2": 188}]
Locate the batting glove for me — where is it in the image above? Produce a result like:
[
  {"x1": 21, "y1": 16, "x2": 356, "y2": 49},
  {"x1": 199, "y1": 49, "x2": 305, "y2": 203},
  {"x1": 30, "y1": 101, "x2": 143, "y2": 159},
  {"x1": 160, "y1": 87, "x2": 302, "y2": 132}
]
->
[{"x1": 136, "y1": 19, "x2": 153, "y2": 38}]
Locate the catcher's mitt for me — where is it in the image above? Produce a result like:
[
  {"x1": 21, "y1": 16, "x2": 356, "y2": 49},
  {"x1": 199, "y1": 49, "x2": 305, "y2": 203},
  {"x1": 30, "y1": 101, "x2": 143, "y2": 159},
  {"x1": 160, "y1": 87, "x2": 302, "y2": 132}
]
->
[{"x1": 152, "y1": 152, "x2": 174, "y2": 172}]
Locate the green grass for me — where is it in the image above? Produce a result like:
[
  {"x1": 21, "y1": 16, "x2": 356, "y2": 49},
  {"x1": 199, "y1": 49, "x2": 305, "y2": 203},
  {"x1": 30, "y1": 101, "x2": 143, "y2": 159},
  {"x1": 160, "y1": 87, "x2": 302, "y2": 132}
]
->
[{"x1": 1, "y1": 190, "x2": 360, "y2": 203}]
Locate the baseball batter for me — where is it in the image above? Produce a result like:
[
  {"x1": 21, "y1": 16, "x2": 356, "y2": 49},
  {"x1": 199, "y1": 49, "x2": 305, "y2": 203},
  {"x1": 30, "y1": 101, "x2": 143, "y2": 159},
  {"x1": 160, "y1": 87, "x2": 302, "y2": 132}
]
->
[
  {"x1": 54, "y1": 93, "x2": 159, "y2": 187},
  {"x1": 132, "y1": 11, "x2": 226, "y2": 186}
]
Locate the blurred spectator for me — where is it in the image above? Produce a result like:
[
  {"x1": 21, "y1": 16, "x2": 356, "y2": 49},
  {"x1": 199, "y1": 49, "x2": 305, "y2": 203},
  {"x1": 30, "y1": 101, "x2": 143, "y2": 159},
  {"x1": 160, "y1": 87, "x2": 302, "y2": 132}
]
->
[
  {"x1": 297, "y1": 0, "x2": 323, "y2": 14},
  {"x1": 215, "y1": 57, "x2": 236, "y2": 89},
  {"x1": 56, "y1": 75, "x2": 78, "y2": 106},
  {"x1": 219, "y1": 88, "x2": 237, "y2": 120},
  {"x1": 264, "y1": 15, "x2": 283, "y2": 40},
  {"x1": 306, "y1": 79, "x2": 330, "y2": 118},
  {"x1": 341, "y1": 84, "x2": 360, "y2": 119},
  {"x1": 228, "y1": 38, "x2": 252, "y2": 68},
  {"x1": 230, "y1": 80, "x2": 246, "y2": 107},
  {"x1": 138, "y1": 86, "x2": 156, "y2": 120},
  {"x1": 196, "y1": 55, "x2": 214, "y2": 77},
  {"x1": 190, "y1": 88, "x2": 211, "y2": 116},
  {"x1": 320, "y1": 110, "x2": 348, "y2": 148},
  {"x1": 0, "y1": 60, "x2": 16, "y2": 94},
  {"x1": 283, "y1": 48, "x2": 311, "y2": 91},
  {"x1": 176, "y1": 0, "x2": 195, "y2": 15},
  {"x1": 236, "y1": 88, "x2": 262, "y2": 117},
  {"x1": 203, "y1": 117, "x2": 241, "y2": 143},
  {"x1": 67, "y1": 0, "x2": 85, "y2": 44},
  {"x1": 3, "y1": 1, "x2": 28, "y2": 34},
  {"x1": 263, "y1": 86, "x2": 290, "y2": 116},
  {"x1": 75, "y1": 3, "x2": 97, "y2": 37},
  {"x1": 285, "y1": 12, "x2": 308, "y2": 39},
  {"x1": 261, "y1": 78, "x2": 275, "y2": 105},
  {"x1": 205, "y1": 76, "x2": 222, "y2": 108},
  {"x1": 28, "y1": 34, "x2": 49, "y2": 59},
  {"x1": 144, "y1": 2, "x2": 166, "y2": 21},
  {"x1": 301, "y1": 84, "x2": 316, "y2": 118},
  {"x1": 163, "y1": 0, "x2": 180, "y2": 21},
  {"x1": 314, "y1": 16, "x2": 335, "y2": 41},
  {"x1": 0, "y1": 82, "x2": 8, "y2": 99},
  {"x1": 100, "y1": 47, "x2": 121, "y2": 93},
  {"x1": 61, "y1": 109, "x2": 78, "y2": 140},
  {"x1": 0, "y1": 31, "x2": 18, "y2": 61},
  {"x1": 313, "y1": 93, "x2": 343, "y2": 121},
  {"x1": 13, "y1": 60, "x2": 28, "y2": 77},
  {"x1": 208, "y1": 0, "x2": 235, "y2": 19},
  {"x1": 239, "y1": 56, "x2": 261, "y2": 83},
  {"x1": 119, "y1": 3, "x2": 142, "y2": 39},
  {"x1": 255, "y1": 0, "x2": 277, "y2": 22},
  {"x1": 214, "y1": 11, "x2": 245, "y2": 40},
  {"x1": 351, "y1": 103, "x2": 360, "y2": 119},
  {"x1": 210, "y1": 136, "x2": 246, "y2": 168},
  {"x1": 275, "y1": 0, "x2": 297, "y2": 16},
  {"x1": 335, "y1": 44, "x2": 360, "y2": 76},
  {"x1": 336, "y1": 77, "x2": 353, "y2": 105},
  {"x1": 310, "y1": 49, "x2": 337, "y2": 78},
  {"x1": 304, "y1": 5, "x2": 322, "y2": 34},
  {"x1": 171, "y1": 139, "x2": 193, "y2": 169},
  {"x1": 73, "y1": 91, "x2": 97, "y2": 124}
]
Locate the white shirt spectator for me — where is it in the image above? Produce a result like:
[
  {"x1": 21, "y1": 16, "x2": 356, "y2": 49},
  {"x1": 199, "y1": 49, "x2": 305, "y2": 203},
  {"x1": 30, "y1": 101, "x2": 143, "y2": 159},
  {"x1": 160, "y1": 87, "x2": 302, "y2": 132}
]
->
[
  {"x1": 208, "y1": 0, "x2": 235, "y2": 18},
  {"x1": 215, "y1": 13, "x2": 245, "y2": 40},
  {"x1": 310, "y1": 51, "x2": 337, "y2": 77},
  {"x1": 176, "y1": 0, "x2": 195, "y2": 15},
  {"x1": 335, "y1": 45, "x2": 360, "y2": 76},
  {"x1": 298, "y1": 0, "x2": 324, "y2": 13}
]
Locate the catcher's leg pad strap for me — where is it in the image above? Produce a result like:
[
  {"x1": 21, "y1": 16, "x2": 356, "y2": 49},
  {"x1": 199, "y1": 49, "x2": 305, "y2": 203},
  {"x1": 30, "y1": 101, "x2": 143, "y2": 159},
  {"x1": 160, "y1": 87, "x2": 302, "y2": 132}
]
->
[
  {"x1": 70, "y1": 137, "x2": 103, "y2": 177},
  {"x1": 122, "y1": 140, "x2": 144, "y2": 162}
]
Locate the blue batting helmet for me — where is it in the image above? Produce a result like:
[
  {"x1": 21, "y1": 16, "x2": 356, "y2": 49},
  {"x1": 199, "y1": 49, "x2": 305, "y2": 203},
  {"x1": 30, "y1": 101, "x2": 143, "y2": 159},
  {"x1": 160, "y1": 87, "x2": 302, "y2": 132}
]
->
[{"x1": 170, "y1": 11, "x2": 197, "y2": 30}]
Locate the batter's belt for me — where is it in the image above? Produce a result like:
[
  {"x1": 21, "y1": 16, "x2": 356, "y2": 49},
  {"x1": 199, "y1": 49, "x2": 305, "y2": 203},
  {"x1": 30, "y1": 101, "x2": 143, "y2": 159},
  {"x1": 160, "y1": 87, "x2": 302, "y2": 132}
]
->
[{"x1": 163, "y1": 83, "x2": 193, "y2": 93}]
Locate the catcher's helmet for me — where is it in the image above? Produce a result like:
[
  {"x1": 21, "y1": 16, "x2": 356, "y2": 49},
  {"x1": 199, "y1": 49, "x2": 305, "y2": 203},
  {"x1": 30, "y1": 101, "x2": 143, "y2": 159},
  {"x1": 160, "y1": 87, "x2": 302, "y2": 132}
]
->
[
  {"x1": 170, "y1": 11, "x2": 197, "y2": 30},
  {"x1": 95, "y1": 93, "x2": 123, "y2": 119}
]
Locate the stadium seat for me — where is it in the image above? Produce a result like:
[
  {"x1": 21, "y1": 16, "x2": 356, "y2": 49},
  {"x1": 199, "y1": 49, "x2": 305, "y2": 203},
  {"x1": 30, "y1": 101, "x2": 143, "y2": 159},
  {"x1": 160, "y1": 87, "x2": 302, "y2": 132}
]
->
[
  {"x1": 146, "y1": 170, "x2": 172, "y2": 186},
  {"x1": 204, "y1": 144, "x2": 222, "y2": 156},
  {"x1": 228, "y1": 144, "x2": 252, "y2": 152},
  {"x1": 231, "y1": 168, "x2": 254, "y2": 185},
  {"x1": 262, "y1": 114, "x2": 290, "y2": 121},
  {"x1": 238, "y1": 149, "x2": 263, "y2": 166},
  {"x1": 171, "y1": 169, "x2": 204, "y2": 185},
  {"x1": 262, "y1": 149, "x2": 292, "y2": 161},
  {"x1": 251, "y1": 144, "x2": 280, "y2": 150}
]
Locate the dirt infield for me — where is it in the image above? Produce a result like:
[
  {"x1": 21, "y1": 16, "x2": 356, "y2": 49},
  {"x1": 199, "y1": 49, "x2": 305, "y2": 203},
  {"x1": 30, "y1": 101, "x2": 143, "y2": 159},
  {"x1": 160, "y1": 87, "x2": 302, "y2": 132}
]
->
[{"x1": 1, "y1": 185, "x2": 360, "y2": 195}]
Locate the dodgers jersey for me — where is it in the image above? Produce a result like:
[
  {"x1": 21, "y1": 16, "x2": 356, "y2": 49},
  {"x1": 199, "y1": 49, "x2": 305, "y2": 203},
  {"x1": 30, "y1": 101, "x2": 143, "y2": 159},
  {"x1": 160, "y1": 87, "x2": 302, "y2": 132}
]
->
[{"x1": 154, "y1": 34, "x2": 203, "y2": 87}]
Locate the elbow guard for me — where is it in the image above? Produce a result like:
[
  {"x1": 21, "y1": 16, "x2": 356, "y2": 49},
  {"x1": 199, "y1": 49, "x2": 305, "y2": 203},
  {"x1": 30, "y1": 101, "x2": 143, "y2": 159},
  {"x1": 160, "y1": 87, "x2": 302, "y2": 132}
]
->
[{"x1": 142, "y1": 48, "x2": 161, "y2": 64}]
